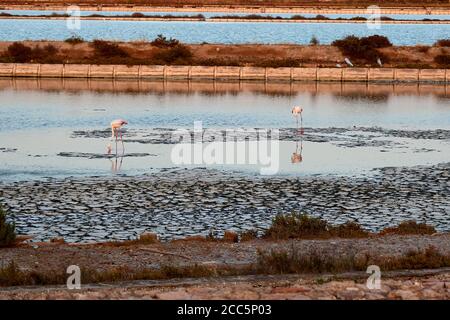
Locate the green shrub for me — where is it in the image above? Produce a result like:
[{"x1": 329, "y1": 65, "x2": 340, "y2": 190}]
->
[
  {"x1": 332, "y1": 35, "x2": 391, "y2": 63},
  {"x1": 153, "y1": 44, "x2": 192, "y2": 64},
  {"x1": 349, "y1": 16, "x2": 367, "y2": 21},
  {"x1": 380, "y1": 220, "x2": 436, "y2": 235},
  {"x1": 150, "y1": 34, "x2": 180, "y2": 48},
  {"x1": 0, "y1": 206, "x2": 16, "y2": 247},
  {"x1": 434, "y1": 39, "x2": 450, "y2": 47},
  {"x1": 310, "y1": 36, "x2": 319, "y2": 46},
  {"x1": 361, "y1": 35, "x2": 392, "y2": 48},
  {"x1": 257, "y1": 245, "x2": 450, "y2": 275},
  {"x1": 240, "y1": 229, "x2": 258, "y2": 242},
  {"x1": 434, "y1": 54, "x2": 450, "y2": 67},
  {"x1": 329, "y1": 221, "x2": 369, "y2": 238},
  {"x1": 264, "y1": 213, "x2": 329, "y2": 239},
  {"x1": 4, "y1": 42, "x2": 61, "y2": 63},
  {"x1": 290, "y1": 15, "x2": 305, "y2": 20},
  {"x1": 315, "y1": 15, "x2": 329, "y2": 20},
  {"x1": 257, "y1": 248, "x2": 355, "y2": 274},
  {"x1": 131, "y1": 12, "x2": 145, "y2": 18},
  {"x1": 64, "y1": 35, "x2": 84, "y2": 45},
  {"x1": 6, "y1": 42, "x2": 32, "y2": 63}
]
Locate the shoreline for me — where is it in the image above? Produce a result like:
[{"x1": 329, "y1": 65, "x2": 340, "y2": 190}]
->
[
  {"x1": 1, "y1": 5, "x2": 450, "y2": 15},
  {"x1": 1, "y1": 63, "x2": 449, "y2": 83},
  {"x1": 1, "y1": 15, "x2": 450, "y2": 24}
]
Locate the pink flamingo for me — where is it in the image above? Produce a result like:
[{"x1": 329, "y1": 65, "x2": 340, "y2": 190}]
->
[
  {"x1": 291, "y1": 106, "x2": 304, "y2": 164},
  {"x1": 291, "y1": 106, "x2": 303, "y2": 132},
  {"x1": 107, "y1": 119, "x2": 128, "y2": 155}
]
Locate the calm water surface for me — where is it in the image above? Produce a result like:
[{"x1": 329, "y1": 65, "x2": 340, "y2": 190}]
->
[
  {"x1": 0, "y1": 18, "x2": 449, "y2": 44},
  {"x1": 0, "y1": 79, "x2": 449, "y2": 181}
]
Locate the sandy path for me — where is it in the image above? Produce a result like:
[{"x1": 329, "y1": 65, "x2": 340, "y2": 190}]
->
[{"x1": 0, "y1": 270, "x2": 448, "y2": 300}]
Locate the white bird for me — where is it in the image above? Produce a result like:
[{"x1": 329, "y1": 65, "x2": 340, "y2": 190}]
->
[
  {"x1": 291, "y1": 106, "x2": 303, "y2": 131},
  {"x1": 107, "y1": 119, "x2": 128, "y2": 155},
  {"x1": 336, "y1": 64, "x2": 342, "y2": 68},
  {"x1": 377, "y1": 58, "x2": 383, "y2": 67},
  {"x1": 344, "y1": 57, "x2": 353, "y2": 67}
]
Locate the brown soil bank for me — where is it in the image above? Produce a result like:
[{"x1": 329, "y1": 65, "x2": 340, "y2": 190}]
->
[
  {"x1": 0, "y1": 38, "x2": 449, "y2": 69},
  {"x1": 1, "y1": 234, "x2": 449, "y2": 285},
  {"x1": 1, "y1": 214, "x2": 449, "y2": 299}
]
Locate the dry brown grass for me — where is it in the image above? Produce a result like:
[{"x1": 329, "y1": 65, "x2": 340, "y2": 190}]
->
[
  {"x1": 263, "y1": 213, "x2": 370, "y2": 240},
  {"x1": 0, "y1": 39, "x2": 449, "y2": 68},
  {"x1": 100, "y1": 233, "x2": 159, "y2": 247},
  {"x1": 2, "y1": 245, "x2": 448, "y2": 287},
  {"x1": 0, "y1": 260, "x2": 250, "y2": 287},
  {"x1": 380, "y1": 221, "x2": 437, "y2": 235},
  {"x1": 257, "y1": 246, "x2": 450, "y2": 275},
  {"x1": 239, "y1": 229, "x2": 259, "y2": 242},
  {"x1": 1, "y1": 39, "x2": 446, "y2": 68}
]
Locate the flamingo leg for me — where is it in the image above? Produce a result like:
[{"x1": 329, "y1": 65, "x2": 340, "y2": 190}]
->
[
  {"x1": 119, "y1": 130, "x2": 125, "y2": 154},
  {"x1": 115, "y1": 130, "x2": 118, "y2": 157}
]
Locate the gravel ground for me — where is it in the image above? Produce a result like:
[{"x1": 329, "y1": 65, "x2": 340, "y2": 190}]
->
[{"x1": 0, "y1": 272, "x2": 448, "y2": 300}]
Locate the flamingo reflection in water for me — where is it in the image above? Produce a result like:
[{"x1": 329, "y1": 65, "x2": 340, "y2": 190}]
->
[
  {"x1": 291, "y1": 106, "x2": 304, "y2": 164},
  {"x1": 110, "y1": 153, "x2": 124, "y2": 173}
]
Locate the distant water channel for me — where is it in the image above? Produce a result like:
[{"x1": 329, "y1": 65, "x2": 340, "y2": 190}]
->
[{"x1": 0, "y1": 16, "x2": 449, "y2": 44}]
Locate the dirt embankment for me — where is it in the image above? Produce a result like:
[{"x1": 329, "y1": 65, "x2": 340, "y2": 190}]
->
[
  {"x1": 0, "y1": 40, "x2": 449, "y2": 69},
  {"x1": 0, "y1": 235, "x2": 449, "y2": 299},
  {"x1": 3, "y1": 234, "x2": 450, "y2": 273}
]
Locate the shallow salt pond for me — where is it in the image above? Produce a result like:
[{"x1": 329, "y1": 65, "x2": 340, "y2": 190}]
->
[{"x1": 0, "y1": 79, "x2": 449, "y2": 181}]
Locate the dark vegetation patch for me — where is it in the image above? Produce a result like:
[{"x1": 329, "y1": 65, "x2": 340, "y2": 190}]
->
[
  {"x1": 0, "y1": 260, "x2": 247, "y2": 287},
  {"x1": 256, "y1": 246, "x2": 450, "y2": 274},
  {"x1": 331, "y1": 35, "x2": 392, "y2": 65},
  {"x1": 434, "y1": 54, "x2": 450, "y2": 67},
  {"x1": 1, "y1": 42, "x2": 60, "y2": 63},
  {"x1": 64, "y1": 35, "x2": 84, "y2": 45},
  {"x1": 434, "y1": 39, "x2": 450, "y2": 47},
  {"x1": 380, "y1": 220, "x2": 436, "y2": 235},
  {"x1": 0, "y1": 35, "x2": 445, "y2": 68},
  {"x1": 263, "y1": 213, "x2": 369, "y2": 240},
  {"x1": 0, "y1": 205, "x2": 16, "y2": 247}
]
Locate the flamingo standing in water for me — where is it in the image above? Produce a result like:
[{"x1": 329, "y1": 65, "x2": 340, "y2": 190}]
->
[
  {"x1": 291, "y1": 106, "x2": 303, "y2": 132},
  {"x1": 107, "y1": 119, "x2": 128, "y2": 155},
  {"x1": 291, "y1": 106, "x2": 304, "y2": 164}
]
